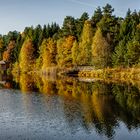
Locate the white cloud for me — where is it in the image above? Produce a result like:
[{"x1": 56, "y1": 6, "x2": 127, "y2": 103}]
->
[{"x1": 67, "y1": 0, "x2": 97, "y2": 8}]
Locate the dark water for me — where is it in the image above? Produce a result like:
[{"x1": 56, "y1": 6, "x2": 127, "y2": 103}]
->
[{"x1": 0, "y1": 74, "x2": 140, "y2": 140}]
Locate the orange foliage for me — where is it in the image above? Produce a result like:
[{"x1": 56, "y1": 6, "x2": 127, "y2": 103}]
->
[{"x1": 3, "y1": 41, "x2": 15, "y2": 62}]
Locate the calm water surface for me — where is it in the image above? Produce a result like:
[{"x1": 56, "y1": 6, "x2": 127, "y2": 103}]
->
[{"x1": 0, "y1": 74, "x2": 140, "y2": 140}]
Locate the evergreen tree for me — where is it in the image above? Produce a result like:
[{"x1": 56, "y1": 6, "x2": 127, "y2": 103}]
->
[
  {"x1": 125, "y1": 40, "x2": 140, "y2": 67},
  {"x1": 112, "y1": 38, "x2": 127, "y2": 67},
  {"x1": 75, "y1": 12, "x2": 89, "y2": 40},
  {"x1": 97, "y1": 4, "x2": 120, "y2": 58},
  {"x1": 61, "y1": 16, "x2": 76, "y2": 37},
  {"x1": 91, "y1": 6, "x2": 103, "y2": 28},
  {"x1": 103, "y1": 4, "x2": 114, "y2": 16}
]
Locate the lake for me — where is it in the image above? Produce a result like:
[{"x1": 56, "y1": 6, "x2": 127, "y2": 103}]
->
[{"x1": 0, "y1": 73, "x2": 140, "y2": 140}]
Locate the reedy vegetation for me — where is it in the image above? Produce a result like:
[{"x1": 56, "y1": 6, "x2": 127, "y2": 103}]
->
[{"x1": 0, "y1": 4, "x2": 140, "y2": 74}]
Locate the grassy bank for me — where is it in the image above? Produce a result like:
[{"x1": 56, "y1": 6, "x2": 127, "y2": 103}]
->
[{"x1": 78, "y1": 67, "x2": 140, "y2": 82}]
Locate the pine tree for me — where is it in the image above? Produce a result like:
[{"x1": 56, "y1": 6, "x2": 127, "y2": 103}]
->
[
  {"x1": 112, "y1": 38, "x2": 127, "y2": 67},
  {"x1": 91, "y1": 6, "x2": 103, "y2": 27},
  {"x1": 61, "y1": 16, "x2": 76, "y2": 37},
  {"x1": 75, "y1": 12, "x2": 89, "y2": 40},
  {"x1": 125, "y1": 40, "x2": 140, "y2": 67},
  {"x1": 98, "y1": 4, "x2": 119, "y2": 54}
]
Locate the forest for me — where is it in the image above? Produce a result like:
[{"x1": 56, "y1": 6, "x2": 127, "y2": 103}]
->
[{"x1": 0, "y1": 4, "x2": 140, "y2": 74}]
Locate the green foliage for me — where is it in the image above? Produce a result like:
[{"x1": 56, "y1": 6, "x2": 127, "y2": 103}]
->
[
  {"x1": 103, "y1": 4, "x2": 114, "y2": 16},
  {"x1": 112, "y1": 39, "x2": 127, "y2": 67},
  {"x1": 75, "y1": 12, "x2": 89, "y2": 40},
  {"x1": 91, "y1": 6, "x2": 103, "y2": 27},
  {"x1": 125, "y1": 40, "x2": 140, "y2": 67},
  {"x1": 12, "y1": 34, "x2": 24, "y2": 63},
  {"x1": 61, "y1": 16, "x2": 76, "y2": 37}
]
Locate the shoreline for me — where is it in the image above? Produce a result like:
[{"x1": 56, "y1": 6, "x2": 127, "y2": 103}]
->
[{"x1": 78, "y1": 67, "x2": 140, "y2": 82}]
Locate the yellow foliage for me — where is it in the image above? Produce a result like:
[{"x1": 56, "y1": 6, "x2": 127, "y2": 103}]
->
[
  {"x1": 0, "y1": 38, "x2": 3, "y2": 49},
  {"x1": 19, "y1": 39, "x2": 35, "y2": 72},
  {"x1": 92, "y1": 28, "x2": 110, "y2": 68},
  {"x1": 41, "y1": 38, "x2": 57, "y2": 70},
  {"x1": 19, "y1": 74, "x2": 35, "y2": 92},
  {"x1": 78, "y1": 20, "x2": 93, "y2": 65},
  {"x1": 57, "y1": 35, "x2": 75, "y2": 67}
]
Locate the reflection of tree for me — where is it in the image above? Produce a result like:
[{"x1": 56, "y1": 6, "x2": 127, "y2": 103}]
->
[
  {"x1": 35, "y1": 75, "x2": 57, "y2": 95},
  {"x1": 57, "y1": 78, "x2": 91, "y2": 133},
  {"x1": 19, "y1": 74, "x2": 36, "y2": 92},
  {"x1": 0, "y1": 73, "x2": 19, "y2": 89},
  {"x1": 112, "y1": 83, "x2": 140, "y2": 130},
  {"x1": 91, "y1": 82, "x2": 118, "y2": 138},
  {"x1": 57, "y1": 78, "x2": 74, "y2": 96},
  {"x1": 12, "y1": 73, "x2": 140, "y2": 138},
  {"x1": 57, "y1": 79, "x2": 118, "y2": 138},
  {"x1": 57, "y1": 79, "x2": 140, "y2": 138}
]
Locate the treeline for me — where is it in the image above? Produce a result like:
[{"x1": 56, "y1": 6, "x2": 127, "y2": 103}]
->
[{"x1": 0, "y1": 4, "x2": 140, "y2": 73}]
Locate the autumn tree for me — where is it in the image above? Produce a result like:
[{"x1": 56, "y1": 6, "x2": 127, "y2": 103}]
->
[
  {"x1": 2, "y1": 31, "x2": 20, "y2": 63},
  {"x1": 3, "y1": 41, "x2": 16, "y2": 62},
  {"x1": 72, "y1": 40, "x2": 79, "y2": 66},
  {"x1": 77, "y1": 20, "x2": 93, "y2": 65},
  {"x1": 57, "y1": 36, "x2": 75, "y2": 67},
  {"x1": 19, "y1": 39, "x2": 35, "y2": 72},
  {"x1": 0, "y1": 36, "x2": 5, "y2": 60},
  {"x1": 92, "y1": 28, "x2": 110, "y2": 68},
  {"x1": 41, "y1": 38, "x2": 57, "y2": 70}
]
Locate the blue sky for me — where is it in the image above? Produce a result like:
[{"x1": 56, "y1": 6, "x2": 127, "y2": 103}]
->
[{"x1": 0, "y1": 0, "x2": 140, "y2": 34}]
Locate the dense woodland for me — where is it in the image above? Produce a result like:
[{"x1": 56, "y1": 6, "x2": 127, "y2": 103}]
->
[{"x1": 0, "y1": 4, "x2": 140, "y2": 73}]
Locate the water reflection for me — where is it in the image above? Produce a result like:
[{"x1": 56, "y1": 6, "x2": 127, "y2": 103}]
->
[{"x1": 0, "y1": 73, "x2": 140, "y2": 139}]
